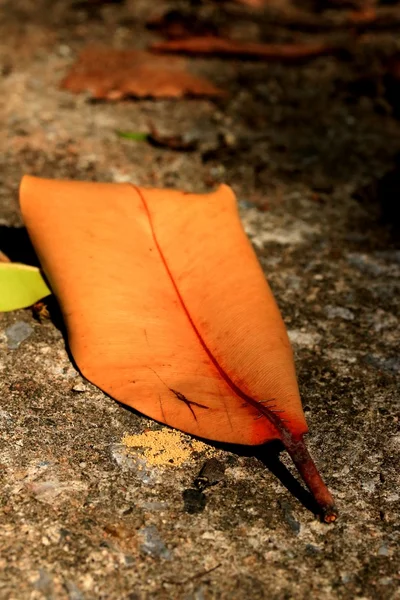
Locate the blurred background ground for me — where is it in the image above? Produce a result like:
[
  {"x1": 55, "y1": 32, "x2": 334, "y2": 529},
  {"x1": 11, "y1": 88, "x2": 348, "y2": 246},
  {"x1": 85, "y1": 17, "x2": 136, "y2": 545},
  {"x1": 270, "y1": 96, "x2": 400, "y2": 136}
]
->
[{"x1": 0, "y1": 1, "x2": 399, "y2": 598}]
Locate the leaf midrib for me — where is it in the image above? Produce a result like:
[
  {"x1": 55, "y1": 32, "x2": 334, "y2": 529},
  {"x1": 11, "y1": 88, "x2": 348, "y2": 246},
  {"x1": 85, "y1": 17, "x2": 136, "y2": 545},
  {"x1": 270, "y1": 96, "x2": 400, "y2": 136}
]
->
[{"x1": 132, "y1": 184, "x2": 283, "y2": 436}]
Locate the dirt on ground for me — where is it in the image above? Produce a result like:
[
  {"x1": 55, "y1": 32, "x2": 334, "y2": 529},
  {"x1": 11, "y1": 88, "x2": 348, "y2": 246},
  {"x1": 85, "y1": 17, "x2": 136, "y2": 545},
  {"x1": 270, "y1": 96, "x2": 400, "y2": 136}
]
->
[{"x1": 0, "y1": 1, "x2": 399, "y2": 599}]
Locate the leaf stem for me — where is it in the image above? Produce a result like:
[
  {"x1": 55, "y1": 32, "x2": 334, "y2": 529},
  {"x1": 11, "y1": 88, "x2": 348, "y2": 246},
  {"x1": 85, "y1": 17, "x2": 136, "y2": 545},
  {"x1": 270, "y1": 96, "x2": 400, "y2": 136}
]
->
[{"x1": 283, "y1": 433, "x2": 338, "y2": 523}]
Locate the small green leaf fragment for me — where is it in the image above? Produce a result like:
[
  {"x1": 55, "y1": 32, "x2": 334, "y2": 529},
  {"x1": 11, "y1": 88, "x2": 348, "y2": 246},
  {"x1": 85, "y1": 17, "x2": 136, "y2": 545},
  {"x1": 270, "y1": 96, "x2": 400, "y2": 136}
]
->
[
  {"x1": 0, "y1": 263, "x2": 51, "y2": 312},
  {"x1": 116, "y1": 130, "x2": 149, "y2": 142}
]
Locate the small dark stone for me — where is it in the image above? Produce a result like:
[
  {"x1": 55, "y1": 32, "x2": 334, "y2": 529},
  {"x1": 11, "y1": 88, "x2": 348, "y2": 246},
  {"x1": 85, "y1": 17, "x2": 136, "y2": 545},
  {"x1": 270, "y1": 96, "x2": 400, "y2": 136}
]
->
[
  {"x1": 183, "y1": 488, "x2": 207, "y2": 514},
  {"x1": 278, "y1": 500, "x2": 300, "y2": 535},
  {"x1": 194, "y1": 458, "x2": 225, "y2": 490},
  {"x1": 305, "y1": 544, "x2": 321, "y2": 556}
]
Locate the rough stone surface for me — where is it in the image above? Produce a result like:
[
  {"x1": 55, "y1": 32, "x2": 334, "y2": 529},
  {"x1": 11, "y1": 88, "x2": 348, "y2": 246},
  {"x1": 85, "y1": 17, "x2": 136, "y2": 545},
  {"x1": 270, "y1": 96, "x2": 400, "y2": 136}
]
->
[{"x1": 1, "y1": 1, "x2": 399, "y2": 599}]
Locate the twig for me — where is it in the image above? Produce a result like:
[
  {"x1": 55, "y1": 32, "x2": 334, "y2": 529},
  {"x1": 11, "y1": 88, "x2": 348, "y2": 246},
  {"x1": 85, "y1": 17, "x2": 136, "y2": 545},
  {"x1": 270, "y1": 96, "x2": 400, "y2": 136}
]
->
[{"x1": 163, "y1": 563, "x2": 222, "y2": 587}]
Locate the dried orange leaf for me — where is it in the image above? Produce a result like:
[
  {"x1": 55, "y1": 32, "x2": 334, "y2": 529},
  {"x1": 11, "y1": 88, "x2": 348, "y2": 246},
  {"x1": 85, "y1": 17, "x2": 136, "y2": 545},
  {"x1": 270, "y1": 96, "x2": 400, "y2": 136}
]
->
[
  {"x1": 150, "y1": 36, "x2": 336, "y2": 62},
  {"x1": 60, "y1": 47, "x2": 224, "y2": 100},
  {"x1": 20, "y1": 175, "x2": 337, "y2": 521}
]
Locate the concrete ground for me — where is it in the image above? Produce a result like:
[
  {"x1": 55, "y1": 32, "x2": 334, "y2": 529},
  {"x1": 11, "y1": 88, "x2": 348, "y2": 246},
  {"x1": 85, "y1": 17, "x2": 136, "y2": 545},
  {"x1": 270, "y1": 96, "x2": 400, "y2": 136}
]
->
[{"x1": 0, "y1": 1, "x2": 399, "y2": 598}]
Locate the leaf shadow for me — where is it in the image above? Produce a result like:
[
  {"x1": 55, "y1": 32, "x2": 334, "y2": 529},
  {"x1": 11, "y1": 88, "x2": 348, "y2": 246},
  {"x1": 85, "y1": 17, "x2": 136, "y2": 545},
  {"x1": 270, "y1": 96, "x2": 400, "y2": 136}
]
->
[
  {"x1": 0, "y1": 225, "x2": 67, "y2": 334},
  {"x1": 0, "y1": 225, "x2": 40, "y2": 266},
  {"x1": 209, "y1": 438, "x2": 321, "y2": 517}
]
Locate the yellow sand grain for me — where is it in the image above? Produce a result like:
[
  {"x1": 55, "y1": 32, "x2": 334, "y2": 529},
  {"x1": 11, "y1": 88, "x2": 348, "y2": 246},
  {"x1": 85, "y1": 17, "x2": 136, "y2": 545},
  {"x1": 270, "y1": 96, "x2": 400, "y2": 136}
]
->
[{"x1": 121, "y1": 428, "x2": 211, "y2": 467}]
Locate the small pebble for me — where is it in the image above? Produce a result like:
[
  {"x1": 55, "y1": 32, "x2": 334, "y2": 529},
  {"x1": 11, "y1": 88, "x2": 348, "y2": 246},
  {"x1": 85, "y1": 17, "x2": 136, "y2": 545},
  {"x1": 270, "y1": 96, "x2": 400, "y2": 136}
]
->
[
  {"x1": 278, "y1": 499, "x2": 300, "y2": 535},
  {"x1": 5, "y1": 321, "x2": 33, "y2": 349},
  {"x1": 325, "y1": 305, "x2": 355, "y2": 321},
  {"x1": 72, "y1": 383, "x2": 87, "y2": 393},
  {"x1": 378, "y1": 545, "x2": 389, "y2": 556},
  {"x1": 139, "y1": 525, "x2": 171, "y2": 559},
  {"x1": 64, "y1": 580, "x2": 85, "y2": 600}
]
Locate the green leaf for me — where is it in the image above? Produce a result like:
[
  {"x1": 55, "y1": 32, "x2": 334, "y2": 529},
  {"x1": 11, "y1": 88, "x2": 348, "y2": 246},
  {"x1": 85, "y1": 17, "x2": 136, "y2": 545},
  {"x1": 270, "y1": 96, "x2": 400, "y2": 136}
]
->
[
  {"x1": 0, "y1": 263, "x2": 51, "y2": 312},
  {"x1": 116, "y1": 130, "x2": 149, "y2": 142}
]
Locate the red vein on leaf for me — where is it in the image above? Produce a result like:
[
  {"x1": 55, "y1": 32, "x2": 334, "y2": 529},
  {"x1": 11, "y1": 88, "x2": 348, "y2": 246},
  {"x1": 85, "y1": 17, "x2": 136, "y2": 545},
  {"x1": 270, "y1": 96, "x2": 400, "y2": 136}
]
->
[{"x1": 132, "y1": 184, "x2": 284, "y2": 433}]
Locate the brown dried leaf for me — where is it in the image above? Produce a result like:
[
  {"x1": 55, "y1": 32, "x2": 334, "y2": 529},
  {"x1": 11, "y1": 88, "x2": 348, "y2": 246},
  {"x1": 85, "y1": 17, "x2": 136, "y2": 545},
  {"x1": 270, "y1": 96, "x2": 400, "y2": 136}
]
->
[
  {"x1": 233, "y1": 0, "x2": 291, "y2": 7},
  {"x1": 60, "y1": 47, "x2": 224, "y2": 100},
  {"x1": 348, "y1": 6, "x2": 377, "y2": 24},
  {"x1": 150, "y1": 36, "x2": 336, "y2": 62},
  {"x1": 264, "y1": 5, "x2": 400, "y2": 31},
  {"x1": 148, "y1": 131, "x2": 199, "y2": 152}
]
